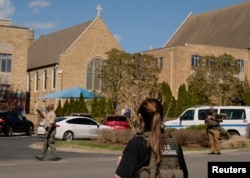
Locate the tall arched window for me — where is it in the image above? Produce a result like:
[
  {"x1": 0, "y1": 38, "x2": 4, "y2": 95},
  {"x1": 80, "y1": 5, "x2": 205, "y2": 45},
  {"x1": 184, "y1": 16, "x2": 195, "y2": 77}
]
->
[
  {"x1": 35, "y1": 71, "x2": 39, "y2": 91},
  {"x1": 43, "y1": 70, "x2": 47, "y2": 90},
  {"x1": 86, "y1": 58, "x2": 102, "y2": 91},
  {"x1": 52, "y1": 68, "x2": 56, "y2": 89}
]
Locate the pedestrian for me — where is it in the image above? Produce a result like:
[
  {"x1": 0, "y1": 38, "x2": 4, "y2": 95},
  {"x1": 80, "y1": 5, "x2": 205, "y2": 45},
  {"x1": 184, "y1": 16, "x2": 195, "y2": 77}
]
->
[
  {"x1": 114, "y1": 98, "x2": 188, "y2": 178},
  {"x1": 205, "y1": 108, "x2": 223, "y2": 155},
  {"x1": 35, "y1": 104, "x2": 61, "y2": 161}
]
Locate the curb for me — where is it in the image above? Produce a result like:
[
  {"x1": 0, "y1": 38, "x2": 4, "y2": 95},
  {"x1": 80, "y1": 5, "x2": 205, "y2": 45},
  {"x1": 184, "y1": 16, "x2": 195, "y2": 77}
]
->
[
  {"x1": 184, "y1": 148, "x2": 250, "y2": 155},
  {"x1": 30, "y1": 143, "x2": 250, "y2": 155}
]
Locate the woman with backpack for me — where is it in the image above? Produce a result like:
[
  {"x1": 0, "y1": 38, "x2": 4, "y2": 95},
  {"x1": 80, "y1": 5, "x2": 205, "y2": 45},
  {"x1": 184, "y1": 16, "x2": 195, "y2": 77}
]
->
[{"x1": 114, "y1": 98, "x2": 188, "y2": 178}]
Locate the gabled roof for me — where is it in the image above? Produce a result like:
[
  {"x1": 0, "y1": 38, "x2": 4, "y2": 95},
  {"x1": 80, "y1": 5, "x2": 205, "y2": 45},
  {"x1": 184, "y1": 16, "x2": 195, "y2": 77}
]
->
[
  {"x1": 164, "y1": 1, "x2": 250, "y2": 49},
  {"x1": 27, "y1": 19, "x2": 94, "y2": 70}
]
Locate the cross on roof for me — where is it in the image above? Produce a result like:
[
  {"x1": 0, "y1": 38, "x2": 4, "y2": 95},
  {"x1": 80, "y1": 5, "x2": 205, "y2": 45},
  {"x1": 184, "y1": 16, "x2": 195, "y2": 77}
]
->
[{"x1": 96, "y1": 5, "x2": 102, "y2": 17}]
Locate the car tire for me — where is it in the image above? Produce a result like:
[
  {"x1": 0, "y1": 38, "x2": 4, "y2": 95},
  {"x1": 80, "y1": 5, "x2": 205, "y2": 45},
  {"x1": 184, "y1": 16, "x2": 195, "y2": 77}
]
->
[
  {"x1": 26, "y1": 125, "x2": 34, "y2": 136},
  {"x1": 63, "y1": 131, "x2": 74, "y2": 141},
  {"x1": 5, "y1": 125, "x2": 13, "y2": 136},
  {"x1": 228, "y1": 131, "x2": 239, "y2": 136}
]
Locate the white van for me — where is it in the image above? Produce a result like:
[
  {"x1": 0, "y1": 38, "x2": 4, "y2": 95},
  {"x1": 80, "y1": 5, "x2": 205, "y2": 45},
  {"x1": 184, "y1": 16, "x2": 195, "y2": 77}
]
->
[{"x1": 164, "y1": 106, "x2": 250, "y2": 137}]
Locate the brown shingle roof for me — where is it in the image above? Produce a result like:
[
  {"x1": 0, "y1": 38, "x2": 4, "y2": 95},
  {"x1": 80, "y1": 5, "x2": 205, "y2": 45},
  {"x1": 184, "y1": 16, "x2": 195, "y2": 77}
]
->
[
  {"x1": 165, "y1": 1, "x2": 250, "y2": 49},
  {"x1": 28, "y1": 20, "x2": 93, "y2": 70}
]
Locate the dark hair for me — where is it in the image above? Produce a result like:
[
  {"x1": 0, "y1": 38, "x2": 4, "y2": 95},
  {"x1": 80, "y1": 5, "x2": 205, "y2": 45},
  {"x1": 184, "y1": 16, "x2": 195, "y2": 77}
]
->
[
  {"x1": 137, "y1": 98, "x2": 164, "y2": 164},
  {"x1": 208, "y1": 108, "x2": 216, "y2": 115}
]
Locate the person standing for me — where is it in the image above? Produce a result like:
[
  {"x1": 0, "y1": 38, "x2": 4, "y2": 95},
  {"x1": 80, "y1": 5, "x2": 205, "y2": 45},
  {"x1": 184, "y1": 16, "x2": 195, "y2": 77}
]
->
[
  {"x1": 114, "y1": 98, "x2": 188, "y2": 178},
  {"x1": 35, "y1": 104, "x2": 61, "y2": 161},
  {"x1": 205, "y1": 108, "x2": 223, "y2": 155}
]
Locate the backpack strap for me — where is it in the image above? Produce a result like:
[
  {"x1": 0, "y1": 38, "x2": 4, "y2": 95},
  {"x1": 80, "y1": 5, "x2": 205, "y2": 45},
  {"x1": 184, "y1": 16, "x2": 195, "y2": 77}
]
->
[{"x1": 135, "y1": 132, "x2": 160, "y2": 178}]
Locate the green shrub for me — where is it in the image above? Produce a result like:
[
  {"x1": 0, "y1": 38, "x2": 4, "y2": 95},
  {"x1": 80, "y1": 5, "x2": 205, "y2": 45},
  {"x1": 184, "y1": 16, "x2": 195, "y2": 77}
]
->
[
  {"x1": 97, "y1": 127, "x2": 248, "y2": 149},
  {"x1": 187, "y1": 124, "x2": 207, "y2": 130},
  {"x1": 99, "y1": 129, "x2": 134, "y2": 144}
]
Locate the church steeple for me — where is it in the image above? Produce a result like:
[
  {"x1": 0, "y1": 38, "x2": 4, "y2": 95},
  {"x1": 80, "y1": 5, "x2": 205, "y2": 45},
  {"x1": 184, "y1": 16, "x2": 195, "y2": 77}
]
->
[{"x1": 96, "y1": 5, "x2": 102, "y2": 17}]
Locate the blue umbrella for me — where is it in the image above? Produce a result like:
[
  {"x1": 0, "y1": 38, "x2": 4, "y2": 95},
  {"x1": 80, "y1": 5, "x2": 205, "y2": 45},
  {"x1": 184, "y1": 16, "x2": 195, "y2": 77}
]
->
[{"x1": 38, "y1": 87, "x2": 96, "y2": 99}]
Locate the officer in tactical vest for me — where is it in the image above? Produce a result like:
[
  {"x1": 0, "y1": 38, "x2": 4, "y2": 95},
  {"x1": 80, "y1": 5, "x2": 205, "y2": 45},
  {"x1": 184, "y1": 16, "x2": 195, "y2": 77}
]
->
[
  {"x1": 114, "y1": 98, "x2": 188, "y2": 178},
  {"x1": 205, "y1": 108, "x2": 223, "y2": 155}
]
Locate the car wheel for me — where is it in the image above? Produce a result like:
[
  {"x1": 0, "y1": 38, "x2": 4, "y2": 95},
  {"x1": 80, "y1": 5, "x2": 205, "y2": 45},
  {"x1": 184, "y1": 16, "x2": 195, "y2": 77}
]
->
[
  {"x1": 228, "y1": 131, "x2": 239, "y2": 136},
  {"x1": 5, "y1": 125, "x2": 13, "y2": 136},
  {"x1": 26, "y1": 125, "x2": 34, "y2": 136},
  {"x1": 63, "y1": 131, "x2": 74, "y2": 141}
]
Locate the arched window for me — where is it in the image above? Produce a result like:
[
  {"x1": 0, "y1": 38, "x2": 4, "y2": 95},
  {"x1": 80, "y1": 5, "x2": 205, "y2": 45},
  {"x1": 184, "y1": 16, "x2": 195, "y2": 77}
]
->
[
  {"x1": 35, "y1": 71, "x2": 39, "y2": 91},
  {"x1": 52, "y1": 68, "x2": 56, "y2": 89},
  {"x1": 43, "y1": 70, "x2": 47, "y2": 90},
  {"x1": 86, "y1": 58, "x2": 102, "y2": 91}
]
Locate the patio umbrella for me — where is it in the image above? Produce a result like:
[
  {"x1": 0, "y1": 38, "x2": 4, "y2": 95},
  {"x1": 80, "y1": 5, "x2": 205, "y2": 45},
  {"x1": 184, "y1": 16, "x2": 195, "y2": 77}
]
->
[{"x1": 38, "y1": 87, "x2": 96, "y2": 99}]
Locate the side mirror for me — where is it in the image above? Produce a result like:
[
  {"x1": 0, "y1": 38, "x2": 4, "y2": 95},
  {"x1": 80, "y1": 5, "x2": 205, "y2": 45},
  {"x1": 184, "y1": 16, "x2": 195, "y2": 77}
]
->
[{"x1": 179, "y1": 116, "x2": 183, "y2": 125}]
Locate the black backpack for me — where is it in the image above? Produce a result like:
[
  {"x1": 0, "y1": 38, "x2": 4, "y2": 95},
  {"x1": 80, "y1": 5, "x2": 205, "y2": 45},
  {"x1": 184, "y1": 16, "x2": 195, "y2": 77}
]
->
[{"x1": 134, "y1": 132, "x2": 184, "y2": 178}]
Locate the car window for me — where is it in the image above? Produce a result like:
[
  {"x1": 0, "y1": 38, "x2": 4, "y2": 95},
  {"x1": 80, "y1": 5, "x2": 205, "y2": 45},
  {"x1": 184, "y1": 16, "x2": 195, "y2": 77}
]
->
[
  {"x1": 197, "y1": 109, "x2": 219, "y2": 120},
  {"x1": 180, "y1": 110, "x2": 195, "y2": 120},
  {"x1": 220, "y1": 109, "x2": 245, "y2": 120},
  {"x1": 117, "y1": 117, "x2": 127, "y2": 121},
  {"x1": 0, "y1": 112, "x2": 7, "y2": 118},
  {"x1": 82, "y1": 118, "x2": 97, "y2": 125},
  {"x1": 198, "y1": 109, "x2": 211, "y2": 120},
  {"x1": 67, "y1": 118, "x2": 82, "y2": 124},
  {"x1": 106, "y1": 116, "x2": 127, "y2": 121},
  {"x1": 66, "y1": 118, "x2": 97, "y2": 125},
  {"x1": 10, "y1": 112, "x2": 21, "y2": 122},
  {"x1": 106, "y1": 117, "x2": 114, "y2": 121},
  {"x1": 55, "y1": 117, "x2": 66, "y2": 122}
]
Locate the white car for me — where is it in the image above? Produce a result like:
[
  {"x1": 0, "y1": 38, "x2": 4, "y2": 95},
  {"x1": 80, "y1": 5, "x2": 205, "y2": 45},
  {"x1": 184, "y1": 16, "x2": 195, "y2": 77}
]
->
[
  {"x1": 54, "y1": 116, "x2": 111, "y2": 141},
  {"x1": 37, "y1": 119, "x2": 46, "y2": 135}
]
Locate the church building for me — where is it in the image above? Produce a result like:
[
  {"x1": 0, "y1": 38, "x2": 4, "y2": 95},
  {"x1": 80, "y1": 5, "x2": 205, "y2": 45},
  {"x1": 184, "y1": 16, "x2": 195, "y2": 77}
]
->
[
  {"x1": 145, "y1": 1, "x2": 250, "y2": 97},
  {"x1": 27, "y1": 6, "x2": 121, "y2": 113}
]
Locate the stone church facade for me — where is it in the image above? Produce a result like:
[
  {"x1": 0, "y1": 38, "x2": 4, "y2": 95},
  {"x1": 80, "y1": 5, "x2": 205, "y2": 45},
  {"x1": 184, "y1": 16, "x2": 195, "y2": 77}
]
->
[
  {"x1": 1, "y1": 2, "x2": 250, "y2": 114},
  {"x1": 145, "y1": 1, "x2": 250, "y2": 97},
  {"x1": 0, "y1": 20, "x2": 34, "y2": 111},
  {"x1": 27, "y1": 15, "x2": 121, "y2": 113},
  {"x1": 146, "y1": 44, "x2": 248, "y2": 97}
]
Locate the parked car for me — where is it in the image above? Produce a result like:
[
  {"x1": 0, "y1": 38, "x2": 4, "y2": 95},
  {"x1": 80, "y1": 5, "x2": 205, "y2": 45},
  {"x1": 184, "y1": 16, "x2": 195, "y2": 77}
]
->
[
  {"x1": 54, "y1": 116, "x2": 111, "y2": 141},
  {"x1": 37, "y1": 119, "x2": 46, "y2": 135},
  {"x1": 0, "y1": 110, "x2": 34, "y2": 136},
  {"x1": 102, "y1": 114, "x2": 130, "y2": 129},
  {"x1": 37, "y1": 113, "x2": 94, "y2": 135},
  {"x1": 164, "y1": 105, "x2": 250, "y2": 136}
]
